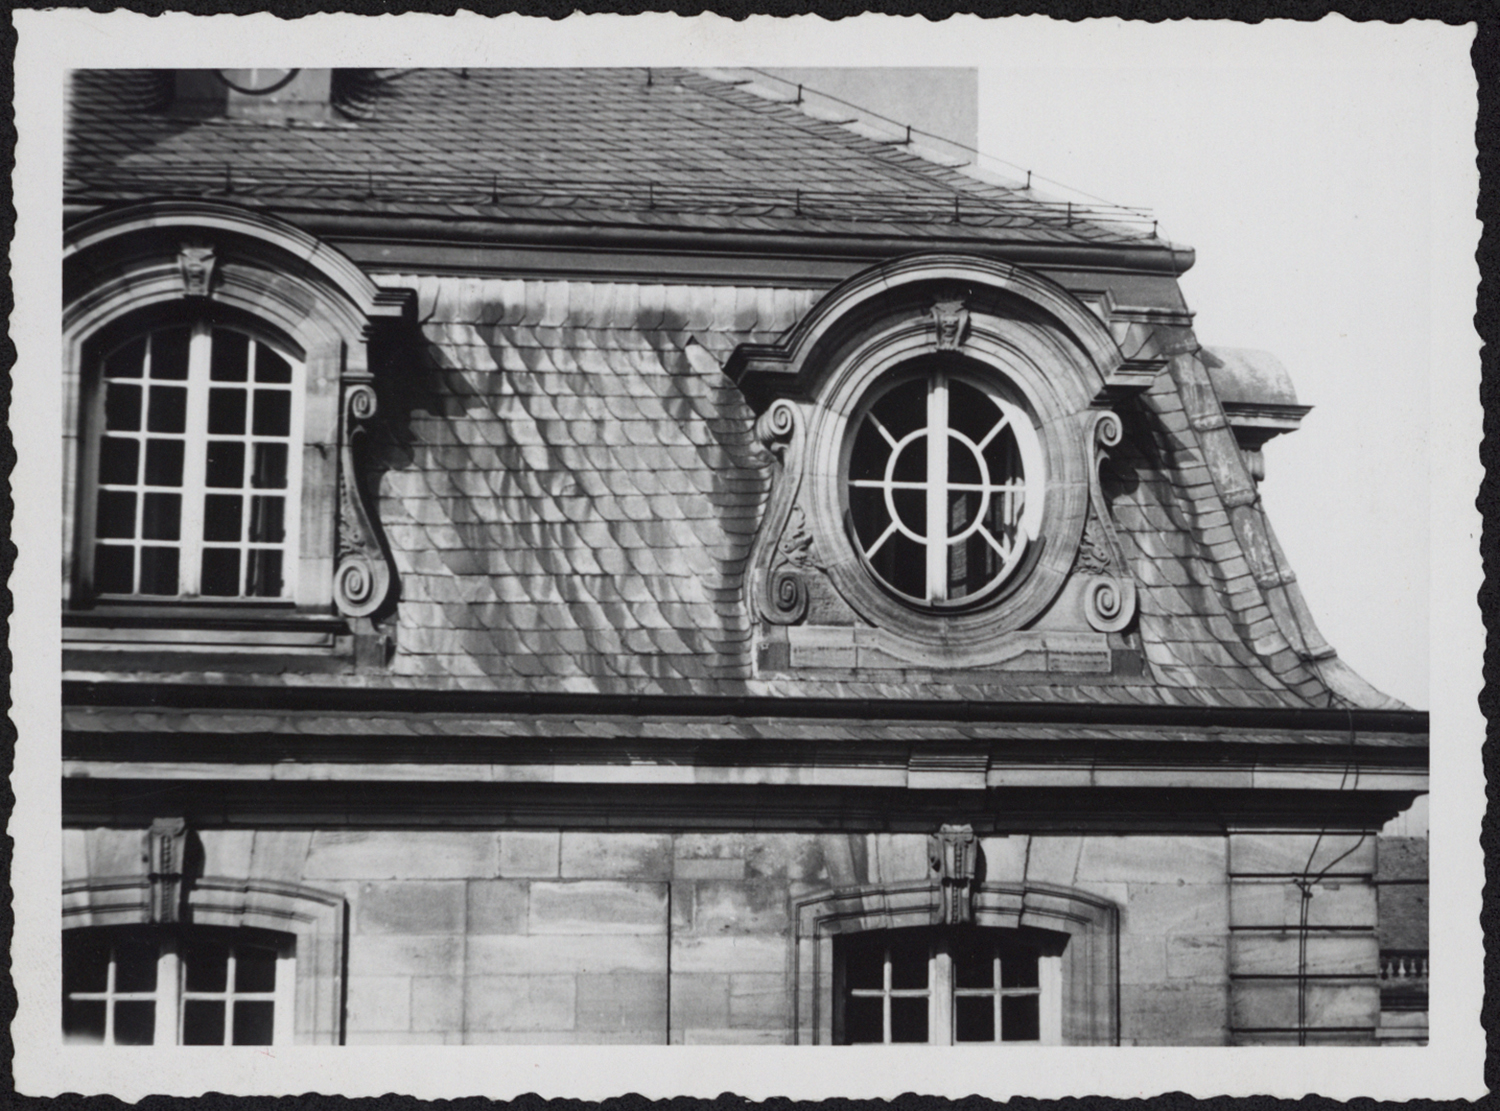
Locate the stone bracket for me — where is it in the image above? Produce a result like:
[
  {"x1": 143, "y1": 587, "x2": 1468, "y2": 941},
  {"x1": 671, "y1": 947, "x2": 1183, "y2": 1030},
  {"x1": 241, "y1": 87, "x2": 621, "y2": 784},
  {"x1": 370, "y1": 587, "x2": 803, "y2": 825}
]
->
[
  {"x1": 929, "y1": 824, "x2": 980, "y2": 925},
  {"x1": 145, "y1": 817, "x2": 188, "y2": 924},
  {"x1": 748, "y1": 399, "x2": 819, "y2": 627},
  {"x1": 1075, "y1": 410, "x2": 1138, "y2": 633},
  {"x1": 334, "y1": 374, "x2": 396, "y2": 619}
]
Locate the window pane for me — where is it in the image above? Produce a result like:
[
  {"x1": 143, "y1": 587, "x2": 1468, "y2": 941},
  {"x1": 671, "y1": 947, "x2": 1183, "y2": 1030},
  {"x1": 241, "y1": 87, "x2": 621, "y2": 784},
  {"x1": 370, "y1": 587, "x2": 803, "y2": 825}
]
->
[
  {"x1": 248, "y1": 496, "x2": 284, "y2": 543},
  {"x1": 245, "y1": 550, "x2": 284, "y2": 598},
  {"x1": 844, "y1": 995, "x2": 883, "y2": 1044},
  {"x1": 889, "y1": 936, "x2": 928, "y2": 990},
  {"x1": 252, "y1": 391, "x2": 292, "y2": 437},
  {"x1": 232, "y1": 1001, "x2": 276, "y2": 1045},
  {"x1": 203, "y1": 495, "x2": 243, "y2": 542},
  {"x1": 95, "y1": 491, "x2": 136, "y2": 539},
  {"x1": 147, "y1": 386, "x2": 187, "y2": 434},
  {"x1": 114, "y1": 940, "x2": 159, "y2": 992},
  {"x1": 112, "y1": 1001, "x2": 157, "y2": 1045},
  {"x1": 98, "y1": 438, "x2": 140, "y2": 485},
  {"x1": 890, "y1": 434, "x2": 927, "y2": 486},
  {"x1": 94, "y1": 546, "x2": 134, "y2": 593},
  {"x1": 1000, "y1": 994, "x2": 1040, "y2": 1041},
  {"x1": 139, "y1": 546, "x2": 180, "y2": 595},
  {"x1": 872, "y1": 378, "x2": 926, "y2": 438},
  {"x1": 234, "y1": 946, "x2": 278, "y2": 993},
  {"x1": 201, "y1": 548, "x2": 241, "y2": 596},
  {"x1": 843, "y1": 938, "x2": 883, "y2": 991},
  {"x1": 183, "y1": 941, "x2": 228, "y2": 992},
  {"x1": 952, "y1": 938, "x2": 995, "y2": 990},
  {"x1": 63, "y1": 998, "x2": 107, "y2": 1045},
  {"x1": 251, "y1": 443, "x2": 288, "y2": 489},
  {"x1": 255, "y1": 344, "x2": 293, "y2": 384},
  {"x1": 105, "y1": 383, "x2": 142, "y2": 432},
  {"x1": 104, "y1": 337, "x2": 146, "y2": 379},
  {"x1": 144, "y1": 439, "x2": 185, "y2": 487},
  {"x1": 1000, "y1": 952, "x2": 1039, "y2": 988},
  {"x1": 182, "y1": 999, "x2": 226, "y2": 1046},
  {"x1": 208, "y1": 389, "x2": 246, "y2": 436},
  {"x1": 206, "y1": 441, "x2": 246, "y2": 488},
  {"x1": 149, "y1": 327, "x2": 191, "y2": 381},
  {"x1": 955, "y1": 995, "x2": 995, "y2": 1042},
  {"x1": 210, "y1": 329, "x2": 250, "y2": 382},
  {"x1": 948, "y1": 380, "x2": 1001, "y2": 443},
  {"x1": 141, "y1": 493, "x2": 181, "y2": 541},
  {"x1": 890, "y1": 996, "x2": 928, "y2": 1043},
  {"x1": 63, "y1": 931, "x2": 111, "y2": 993},
  {"x1": 891, "y1": 488, "x2": 924, "y2": 537}
]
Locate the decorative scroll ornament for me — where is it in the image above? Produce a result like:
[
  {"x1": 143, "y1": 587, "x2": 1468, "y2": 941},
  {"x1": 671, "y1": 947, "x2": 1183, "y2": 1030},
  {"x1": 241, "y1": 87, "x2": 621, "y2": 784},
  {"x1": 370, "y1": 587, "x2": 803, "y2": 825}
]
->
[
  {"x1": 750, "y1": 399, "x2": 815, "y2": 626},
  {"x1": 931, "y1": 298, "x2": 970, "y2": 352},
  {"x1": 1077, "y1": 409, "x2": 1138, "y2": 634},
  {"x1": 145, "y1": 817, "x2": 188, "y2": 924},
  {"x1": 928, "y1": 824, "x2": 979, "y2": 925},
  {"x1": 177, "y1": 242, "x2": 217, "y2": 298},
  {"x1": 334, "y1": 380, "x2": 395, "y2": 619}
]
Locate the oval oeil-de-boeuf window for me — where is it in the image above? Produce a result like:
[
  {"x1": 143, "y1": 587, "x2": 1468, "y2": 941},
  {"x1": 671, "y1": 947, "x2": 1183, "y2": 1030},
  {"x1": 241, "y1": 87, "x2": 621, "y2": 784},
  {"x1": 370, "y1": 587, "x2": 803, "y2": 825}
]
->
[{"x1": 845, "y1": 369, "x2": 1045, "y2": 609}]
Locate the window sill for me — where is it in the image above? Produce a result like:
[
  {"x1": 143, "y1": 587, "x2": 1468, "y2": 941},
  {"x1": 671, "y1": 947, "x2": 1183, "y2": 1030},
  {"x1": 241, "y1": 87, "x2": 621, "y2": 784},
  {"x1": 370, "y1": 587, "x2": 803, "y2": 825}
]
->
[{"x1": 63, "y1": 605, "x2": 349, "y2": 653}]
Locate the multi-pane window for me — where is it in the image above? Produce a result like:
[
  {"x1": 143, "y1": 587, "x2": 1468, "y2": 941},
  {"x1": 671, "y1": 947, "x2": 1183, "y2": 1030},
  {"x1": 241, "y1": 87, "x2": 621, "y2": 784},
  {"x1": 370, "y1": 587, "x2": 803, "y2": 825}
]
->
[
  {"x1": 835, "y1": 927, "x2": 1059, "y2": 1045},
  {"x1": 847, "y1": 369, "x2": 1043, "y2": 608},
  {"x1": 62, "y1": 926, "x2": 293, "y2": 1046},
  {"x1": 87, "y1": 322, "x2": 302, "y2": 600}
]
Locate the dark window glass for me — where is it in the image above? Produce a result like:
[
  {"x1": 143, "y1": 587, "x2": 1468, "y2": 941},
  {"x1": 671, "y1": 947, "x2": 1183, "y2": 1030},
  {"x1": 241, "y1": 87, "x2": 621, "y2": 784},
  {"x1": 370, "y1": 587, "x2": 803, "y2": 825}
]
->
[
  {"x1": 255, "y1": 345, "x2": 293, "y2": 384},
  {"x1": 245, "y1": 550, "x2": 283, "y2": 598},
  {"x1": 98, "y1": 438, "x2": 140, "y2": 486},
  {"x1": 248, "y1": 496, "x2": 284, "y2": 544},
  {"x1": 141, "y1": 493, "x2": 181, "y2": 541},
  {"x1": 843, "y1": 939, "x2": 883, "y2": 991},
  {"x1": 955, "y1": 995, "x2": 995, "y2": 1042},
  {"x1": 252, "y1": 391, "x2": 291, "y2": 437},
  {"x1": 183, "y1": 942, "x2": 229, "y2": 992},
  {"x1": 889, "y1": 996, "x2": 928, "y2": 1043},
  {"x1": 201, "y1": 548, "x2": 241, "y2": 596},
  {"x1": 182, "y1": 999, "x2": 225, "y2": 1046},
  {"x1": 105, "y1": 383, "x2": 142, "y2": 432},
  {"x1": 139, "y1": 546, "x2": 180, "y2": 595},
  {"x1": 251, "y1": 444, "x2": 288, "y2": 489},
  {"x1": 232, "y1": 1000, "x2": 275, "y2": 1045},
  {"x1": 1000, "y1": 994, "x2": 1039, "y2": 1041},
  {"x1": 95, "y1": 491, "x2": 136, "y2": 539},
  {"x1": 889, "y1": 936, "x2": 928, "y2": 990},
  {"x1": 149, "y1": 327, "x2": 191, "y2": 381},
  {"x1": 63, "y1": 998, "x2": 107, "y2": 1044},
  {"x1": 94, "y1": 546, "x2": 134, "y2": 593},
  {"x1": 210, "y1": 329, "x2": 249, "y2": 382},
  {"x1": 235, "y1": 946, "x2": 278, "y2": 993},
  {"x1": 104, "y1": 337, "x2": 146, "y2": 379},
  {"x1": 843, "y1": 996, "x2": 883, "y2": 1044},
  {"x1": 203, "y1": 495, "x2": 243, "y2": 542},
  {"x1": 144, "y1": 439, "x2": 185, "y2": 487},
  {"x1": 952, "y1": 938, "x2": 994, "y2": 990},
  {"x1": 114, "y1": 940, "x2": 159, "y2": 992},
  {"x1": 1000, "y1": 952, "x2": 1039, "y2": 989},
  {"x1": 112, "y1": 1001, "x2": 156, "y2": 1045},
  {"x1": 206, "y1": 441, "x2": 246, "y2": 488},
  {"x1": 63, "y1": 932, "x2": 111, "y2": 993},
  {"x1": 208, "y1": 389, "x2": 246, "y2": 436},
  {"x1": 147, "y1": 386, "x2": 187, "y2": 434}
]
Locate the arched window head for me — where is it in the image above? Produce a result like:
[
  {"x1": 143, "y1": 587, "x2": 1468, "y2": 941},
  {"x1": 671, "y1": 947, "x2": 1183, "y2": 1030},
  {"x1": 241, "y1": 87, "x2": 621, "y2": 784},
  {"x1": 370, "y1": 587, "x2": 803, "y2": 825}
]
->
[
  {"x1": 86, "y1": 320, "x2": 304, "y2": 601},
  {"x1": 845, "y1": 362, "x2": 1044, "y2": 609}
]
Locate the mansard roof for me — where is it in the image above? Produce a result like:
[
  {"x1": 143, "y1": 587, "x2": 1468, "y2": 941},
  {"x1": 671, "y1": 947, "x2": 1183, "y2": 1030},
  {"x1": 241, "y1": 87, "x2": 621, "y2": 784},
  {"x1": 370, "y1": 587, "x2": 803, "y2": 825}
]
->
[{"x1": 66, "y1": 68, "x2": 1165, "y2": 251}]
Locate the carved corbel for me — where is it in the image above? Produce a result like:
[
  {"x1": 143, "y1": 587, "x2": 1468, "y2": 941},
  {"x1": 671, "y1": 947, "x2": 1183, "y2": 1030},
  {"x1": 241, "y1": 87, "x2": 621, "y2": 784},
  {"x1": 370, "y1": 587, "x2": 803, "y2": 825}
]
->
[
  {"x1": 931, "y1": 297, "x2": 970, "y2": 352},
  {"x1": 749, "y1": 399, "x2": 818, "y2": 626},
  {"x1": 144, "y1": 817, "x2": 188, "y2": 924},
  {"x1": 928, "y1": 824, "x2": 979, "y2": 926},
  {"x1": 1076, "y1": 410, "x2": 1138, "y2": 633},
  {"x1": 334, "y1": 377, "x2": 396, "y2": 619},
  {"x1": 177, "y1": 241, "x2": 217, "y2": 298}
]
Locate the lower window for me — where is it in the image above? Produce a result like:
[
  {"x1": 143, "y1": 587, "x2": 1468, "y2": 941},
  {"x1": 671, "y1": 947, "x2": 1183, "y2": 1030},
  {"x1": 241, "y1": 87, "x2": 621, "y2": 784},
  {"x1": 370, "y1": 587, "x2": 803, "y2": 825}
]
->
[
  {"x1": 63, "y1": 926, "x2": 294, "y2": 1045},
  {"x1": 835, "y1": 926, "x2": 1062, "y2": 1045}
]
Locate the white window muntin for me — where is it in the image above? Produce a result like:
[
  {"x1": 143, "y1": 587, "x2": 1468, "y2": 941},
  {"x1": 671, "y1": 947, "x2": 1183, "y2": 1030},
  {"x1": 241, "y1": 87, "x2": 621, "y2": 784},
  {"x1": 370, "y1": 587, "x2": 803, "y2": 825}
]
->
[
  {"x1": 83, "y1": 321, "x2": 304, "y2": 602},
  {"x1": 845, "y1": 368, "x2": 1045, "y2": 608}
]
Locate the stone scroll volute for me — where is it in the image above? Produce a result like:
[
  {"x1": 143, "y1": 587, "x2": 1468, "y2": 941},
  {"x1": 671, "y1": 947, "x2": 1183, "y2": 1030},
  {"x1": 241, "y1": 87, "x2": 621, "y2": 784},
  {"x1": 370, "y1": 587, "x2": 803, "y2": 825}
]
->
[
  {"x1": 748, "y1": 399, "x2": 820, "y2": 626},
  {"x1": 1076, "y1": 409, "x2": 1138, "y2": 634},
  {"x1": 334, "y1": 376, "x2": 396, "y2": 619}
]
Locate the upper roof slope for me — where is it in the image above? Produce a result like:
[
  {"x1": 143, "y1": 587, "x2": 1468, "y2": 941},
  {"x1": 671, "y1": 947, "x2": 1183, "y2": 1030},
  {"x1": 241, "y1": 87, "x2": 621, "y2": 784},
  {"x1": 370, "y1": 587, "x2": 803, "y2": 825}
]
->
[{"x1": 66, "y1": 68, "x2": 1160, "y2": 247}]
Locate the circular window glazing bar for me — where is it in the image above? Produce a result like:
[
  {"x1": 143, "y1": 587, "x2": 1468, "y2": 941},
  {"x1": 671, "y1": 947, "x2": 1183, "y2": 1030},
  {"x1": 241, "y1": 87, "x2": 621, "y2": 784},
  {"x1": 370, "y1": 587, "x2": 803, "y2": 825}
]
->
[{"x1": 847, "y1": 370, "x2": 1043, "y2": 607}]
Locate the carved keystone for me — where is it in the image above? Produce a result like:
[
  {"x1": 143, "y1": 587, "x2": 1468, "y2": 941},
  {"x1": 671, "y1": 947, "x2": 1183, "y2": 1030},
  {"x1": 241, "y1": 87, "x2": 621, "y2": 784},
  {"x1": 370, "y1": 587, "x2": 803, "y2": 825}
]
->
[{"x1": 928, "y1": 824, "x2": 979, "y2": 925}]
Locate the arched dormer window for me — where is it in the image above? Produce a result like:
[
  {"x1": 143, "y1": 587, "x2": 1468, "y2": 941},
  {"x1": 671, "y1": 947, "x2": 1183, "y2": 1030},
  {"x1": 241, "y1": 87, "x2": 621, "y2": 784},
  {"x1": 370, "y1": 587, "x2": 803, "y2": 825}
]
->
[{"x1": 63, "y1": 202, "x2": 413, "y2": 654}]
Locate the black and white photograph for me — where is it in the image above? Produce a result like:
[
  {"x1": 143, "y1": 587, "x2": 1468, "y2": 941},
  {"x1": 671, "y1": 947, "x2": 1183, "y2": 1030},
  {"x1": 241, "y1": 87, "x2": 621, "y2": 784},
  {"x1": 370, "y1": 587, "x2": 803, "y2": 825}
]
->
[{"x1": 11, "y1": 10, "x2": 1483, "y2": 1101}]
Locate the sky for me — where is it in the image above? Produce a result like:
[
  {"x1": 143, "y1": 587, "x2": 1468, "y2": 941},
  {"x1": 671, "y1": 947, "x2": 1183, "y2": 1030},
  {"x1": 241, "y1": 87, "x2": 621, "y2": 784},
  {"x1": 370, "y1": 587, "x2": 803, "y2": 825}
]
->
[{"x1": 973, "y1": 23, "x2": 1474, "y2": 710}]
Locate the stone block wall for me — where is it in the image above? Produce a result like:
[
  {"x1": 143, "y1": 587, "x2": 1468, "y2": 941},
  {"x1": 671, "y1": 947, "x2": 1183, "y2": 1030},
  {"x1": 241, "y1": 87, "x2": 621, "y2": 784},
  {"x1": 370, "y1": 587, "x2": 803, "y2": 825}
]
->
[{"x1": 61, "y1": 825, "x2": 1385, "y2": 1046}]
